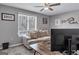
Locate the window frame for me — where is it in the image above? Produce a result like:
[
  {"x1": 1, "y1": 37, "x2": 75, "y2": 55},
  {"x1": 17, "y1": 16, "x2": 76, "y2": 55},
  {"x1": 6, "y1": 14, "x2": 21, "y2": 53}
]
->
[{"x1": 18, "y1": 13, "x2": 37, "y2": 34}]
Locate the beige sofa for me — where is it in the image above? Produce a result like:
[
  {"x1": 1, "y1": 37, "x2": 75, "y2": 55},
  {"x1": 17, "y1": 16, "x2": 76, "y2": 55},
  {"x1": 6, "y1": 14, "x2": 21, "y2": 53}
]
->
[{"x1": 23, "y1": 30, "x2": 50, "y2": 49}]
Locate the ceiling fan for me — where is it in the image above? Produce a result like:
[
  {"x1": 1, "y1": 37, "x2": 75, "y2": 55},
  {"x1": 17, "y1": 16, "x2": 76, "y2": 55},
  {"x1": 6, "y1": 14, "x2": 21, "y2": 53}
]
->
[{"x1": 34, "y1": 3, "x2": 61, "y2": 11}]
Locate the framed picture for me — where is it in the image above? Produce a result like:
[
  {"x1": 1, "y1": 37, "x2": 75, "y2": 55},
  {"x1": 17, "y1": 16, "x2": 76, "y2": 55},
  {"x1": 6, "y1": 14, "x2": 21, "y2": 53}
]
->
[
  {"x1": 43, "y1": 18, "x2": 48, "y2": 24},
  {"x1": 1, "y1": 13, "x2": 15, "y2": 21}
]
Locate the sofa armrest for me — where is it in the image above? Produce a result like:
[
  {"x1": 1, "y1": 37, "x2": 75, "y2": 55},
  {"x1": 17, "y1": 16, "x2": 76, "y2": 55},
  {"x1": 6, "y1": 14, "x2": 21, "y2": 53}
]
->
[
  {"x1": 26, "y1": 36, "x2": 31, "y2": 40},
  {"x1": 28, "y1": 36, "x2": 50, "y2": 44}
]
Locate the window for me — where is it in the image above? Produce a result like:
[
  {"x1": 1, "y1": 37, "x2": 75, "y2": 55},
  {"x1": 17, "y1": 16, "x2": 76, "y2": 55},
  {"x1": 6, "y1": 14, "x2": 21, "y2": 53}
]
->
[
  {"x1": 18, "y1": 13, "x2": 37, "y2": 34},
  {"x1": 28, "y1": 16, "x2": 37, "y2": 31}
]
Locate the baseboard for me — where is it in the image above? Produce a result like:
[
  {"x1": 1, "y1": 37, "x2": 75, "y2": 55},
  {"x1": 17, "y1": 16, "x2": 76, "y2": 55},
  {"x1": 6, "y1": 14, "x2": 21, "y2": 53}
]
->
[
  {"x1": 9, "y1": 43, "x2": 23, "y2": 48},
  {"x1": 0, "y1": 43, "x2": 23, "y2": 50}
]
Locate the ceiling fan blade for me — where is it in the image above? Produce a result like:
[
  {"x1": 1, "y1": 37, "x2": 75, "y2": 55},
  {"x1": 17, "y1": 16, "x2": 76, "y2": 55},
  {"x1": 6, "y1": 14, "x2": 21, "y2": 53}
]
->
[
  {"x1": 34, "y1": 6, "x2": 44, "y2": 7},
  {"x1": 48, "y1": 8, "x2": 53, "y2": 11},
  {"x1": 50, "y1": 3, "x2": 60, "y2": 6},
  {"x1": 45, "y1": 3, "x2": 48, "y2": 6},
  {"x1": 40, "y1": 8, "x2": 44, "y2": 11}
]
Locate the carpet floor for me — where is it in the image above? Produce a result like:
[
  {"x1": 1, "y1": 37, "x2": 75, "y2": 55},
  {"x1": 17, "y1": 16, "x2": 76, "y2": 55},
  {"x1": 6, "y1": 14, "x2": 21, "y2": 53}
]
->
[
  {"x1": 0, "y1": 45, "x2": 79, "y2": 55},
  {"x1": 0, "y1": 45, "x2": 34, "y2": 55}
]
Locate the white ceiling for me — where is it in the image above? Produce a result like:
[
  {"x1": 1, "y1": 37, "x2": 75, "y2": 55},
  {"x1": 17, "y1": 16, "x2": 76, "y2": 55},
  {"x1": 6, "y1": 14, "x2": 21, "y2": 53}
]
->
[{"x1": 1, "y1": 3, "x2": 79, "y2": 16}]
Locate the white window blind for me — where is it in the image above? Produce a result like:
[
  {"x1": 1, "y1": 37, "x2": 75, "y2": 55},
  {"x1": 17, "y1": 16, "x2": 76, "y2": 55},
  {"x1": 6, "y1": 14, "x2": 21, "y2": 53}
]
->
[
  {"x1": 28, "y1": 16, "x2": 37, "y2": 31},
  {"x1": 18, "y1": 14, "x2": 27, "y2": 34},
  {"x1": 18, "y1": 13, "x2": 37, "y2": 34}
]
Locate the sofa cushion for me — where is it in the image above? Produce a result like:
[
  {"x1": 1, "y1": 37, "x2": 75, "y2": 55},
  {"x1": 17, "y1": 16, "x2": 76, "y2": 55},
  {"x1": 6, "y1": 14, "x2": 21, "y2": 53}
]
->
[
  {"x1": 41, "y1": 31, "x2": 49, "y2": 37},
  {"x1": 37, "y1": 31, "x2": 49, "y2": 38},
  {"x1": 37, "y1": 31, "x2": 42, "y2": 38},
  {"x1": 30, "y1": 32, "x2": 38, "y2": 39}
]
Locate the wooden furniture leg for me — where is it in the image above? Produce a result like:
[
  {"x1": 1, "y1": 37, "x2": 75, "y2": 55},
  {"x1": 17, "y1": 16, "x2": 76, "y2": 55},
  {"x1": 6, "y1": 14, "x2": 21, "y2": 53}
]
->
[{"x1": 34, "y1": 51, "x2": 36, "y2": 55}]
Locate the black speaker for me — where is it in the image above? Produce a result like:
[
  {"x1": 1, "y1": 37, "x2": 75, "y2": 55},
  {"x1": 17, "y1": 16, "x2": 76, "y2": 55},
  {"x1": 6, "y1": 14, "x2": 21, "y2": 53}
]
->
[
  {"x1": 64, "y1": 36, "x2": 72, "y2": 55},
  {"x1": 2, "y1": 42, "x2": 9, "y2": 49}
]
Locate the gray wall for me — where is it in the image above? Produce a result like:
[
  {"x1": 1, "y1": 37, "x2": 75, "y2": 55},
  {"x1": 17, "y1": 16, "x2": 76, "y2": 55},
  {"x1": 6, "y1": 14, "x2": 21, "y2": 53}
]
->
[
  {"x1": 49, "y1": 10, "x2": 79, "y2": 29},
  {"x1": 0, "y1": 4, "x2": 49, "y2": 46}
]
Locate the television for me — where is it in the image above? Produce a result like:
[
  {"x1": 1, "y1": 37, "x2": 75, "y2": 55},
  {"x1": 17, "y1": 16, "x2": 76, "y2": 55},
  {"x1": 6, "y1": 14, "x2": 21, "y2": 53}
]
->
[{"x1": 51, "y1": 29, "x2": 79, "y2": 52}]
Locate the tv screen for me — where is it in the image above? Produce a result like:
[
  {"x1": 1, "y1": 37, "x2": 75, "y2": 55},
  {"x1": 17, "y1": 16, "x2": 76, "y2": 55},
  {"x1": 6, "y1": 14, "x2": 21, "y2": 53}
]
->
[{"x1": 51, "y1": 29, "x2": 79, "y2": 52}]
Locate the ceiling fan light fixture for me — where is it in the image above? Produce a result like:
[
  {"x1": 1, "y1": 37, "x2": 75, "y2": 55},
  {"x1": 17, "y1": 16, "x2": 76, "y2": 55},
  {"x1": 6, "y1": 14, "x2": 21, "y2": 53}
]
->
[
  {"x1": 34, "y1": 3, "x2": 61, "y2": 11},
  {"x1": 44, "y1": 7, "x2": 48, "y2": 10}
]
